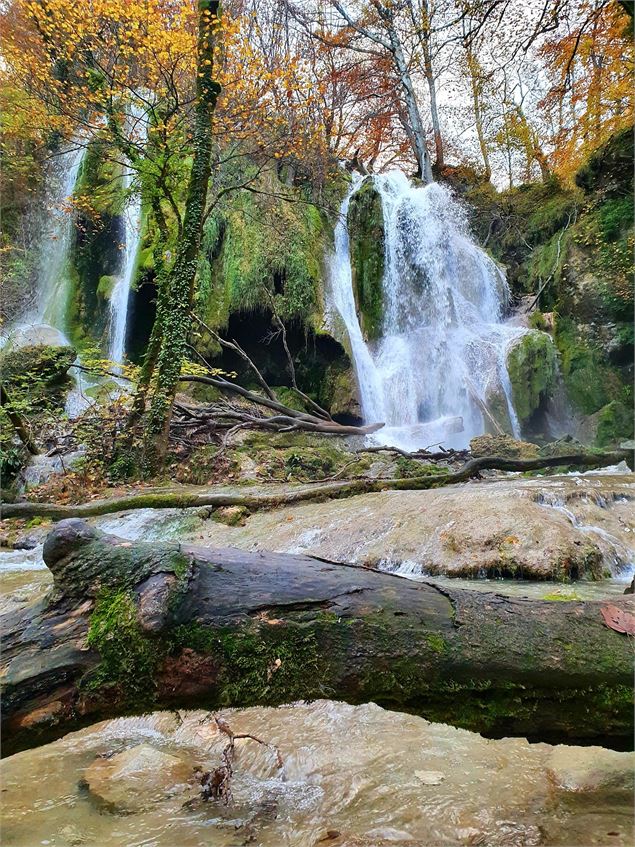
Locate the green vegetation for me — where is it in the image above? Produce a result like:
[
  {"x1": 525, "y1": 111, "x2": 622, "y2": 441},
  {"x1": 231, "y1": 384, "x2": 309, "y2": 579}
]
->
[
  {"x1": 85, "y1": 589, "x2": 160, "y2": 701},
  {"x1": 347, "y1": 177, "x2": 385, "y2": 339},
  {"x1": 507, "y1": 330, "x2": 558, "y2": 423},
  {"x1": 195, "y1": 171, "x2": 329, "y2": 338},
  {"x1": 469, "y1": 127, "x2": 634, "y2": 444}
]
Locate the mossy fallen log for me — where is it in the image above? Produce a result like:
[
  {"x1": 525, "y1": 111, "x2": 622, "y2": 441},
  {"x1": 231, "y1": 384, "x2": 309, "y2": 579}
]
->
[
  {"x1": 1, "y1": 449, "x2": 631, "y2": 520},
  {"x1": 1, "y1": 520, "x2": 633, "y2": 754}
]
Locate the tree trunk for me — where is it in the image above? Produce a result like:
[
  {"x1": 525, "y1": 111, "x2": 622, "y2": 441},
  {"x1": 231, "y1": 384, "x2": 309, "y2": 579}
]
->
[
  {"x1": 1, "y1": 520, "x2": 632, "y2": 755},
  {"x1": 390, "y1": 29, "x2": 433, "y2": 182},
  {"x1": 466, "y1": 46, "x2": 491, "y2": 181},
  {"x1": 420, "y1": 1, "x2": 443, "y2": 168},
  {"x1": 1, "y1": 450, "x2": 630, "y2": 521},
  {"x1": 145, "y1": 0, "x2": 221, "y2": 465}
]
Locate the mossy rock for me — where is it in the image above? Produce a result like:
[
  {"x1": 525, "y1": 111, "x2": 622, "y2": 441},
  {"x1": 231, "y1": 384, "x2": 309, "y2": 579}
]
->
[
  {"x1": 97, "y1": 274, "x2": 118, "y2": 300},
  {"x1": 347, "y1": 178, "x2": 385, "y2": 340},
  {"x1": 595, "y1": 401, "x2": 634, "y2": 448},
  {"x1": 507, "y1": 330, "x2": 558, "y2": 424},
  {"x1": 196, "y1": 167, "x2": 328, "y2": 335},
  {"x1": 1, "y1": 344, "x2": 76, "y2": 387},
  {"x1": 470, "y1": 434, "x2": 540, "y2": 459},
  {"x1": 555, "y1": 316, "x2": 624, "y2": 415},
  {"x1": 319, "y1": 363, "x2": 361, "y2": 421}
]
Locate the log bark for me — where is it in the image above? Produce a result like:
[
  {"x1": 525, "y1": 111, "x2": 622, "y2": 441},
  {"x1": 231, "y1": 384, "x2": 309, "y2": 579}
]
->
[
  {"x1": 1, "y1": 520, "x2": 632, "y2": 754},
  {"x1": 1, "y1": 449, "x2": 631, "y2": 521}
]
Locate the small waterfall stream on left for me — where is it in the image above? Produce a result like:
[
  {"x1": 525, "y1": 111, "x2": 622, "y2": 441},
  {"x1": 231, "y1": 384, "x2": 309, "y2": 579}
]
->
[
  {"x1": 0, "y1": 143, "x2": 95, "y2": 416},
  {"x1": 37, "y1": 144, "x2": 87, "y2": 330}
]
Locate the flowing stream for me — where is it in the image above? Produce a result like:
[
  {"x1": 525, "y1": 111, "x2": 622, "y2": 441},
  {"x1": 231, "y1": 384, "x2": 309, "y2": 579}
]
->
[
  {"x1": 2, "y1": 702, "x2": 633, "y2": 847},
  {"x1": 330, "y1": 173, "x2": 525, "y2": 451}
]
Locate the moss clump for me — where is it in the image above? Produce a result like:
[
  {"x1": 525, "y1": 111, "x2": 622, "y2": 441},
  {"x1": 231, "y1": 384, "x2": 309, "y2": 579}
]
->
[
  {"x1": 507, "y1": 330, "x2": 558, "y2": 423},
  {"x1": 85, "y1": 590, "x2": 161, "y2": 701},
  {"x1": 347, "y1": 178, "x2": 385, "y2": 339},
  {"x1": 469, "y1": 433, "x2": 539, "y2": 459},
  {"x1": 217, "y1": 624, "x2": 328, "y2": 705},
  {"x1": 96, "y1": 274, "x2": 117, "y2": 300}
]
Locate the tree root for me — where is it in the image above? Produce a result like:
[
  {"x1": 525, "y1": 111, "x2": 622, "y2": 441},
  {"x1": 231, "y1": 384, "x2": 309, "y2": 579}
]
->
[{"x1": 1, "y1": 450, "x2": 630, "y2": 520}]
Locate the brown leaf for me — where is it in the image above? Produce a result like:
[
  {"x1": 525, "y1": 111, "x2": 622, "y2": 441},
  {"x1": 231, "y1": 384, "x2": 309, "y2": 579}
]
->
[{"x1": 600, "y1": 604, "x2": 635, "y2": 636}]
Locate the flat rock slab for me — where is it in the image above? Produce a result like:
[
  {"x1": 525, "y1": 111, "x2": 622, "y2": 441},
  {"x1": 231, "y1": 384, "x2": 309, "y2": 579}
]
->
[{"x1": 189, "y1": 475, "x2": 635, "y2": 579}]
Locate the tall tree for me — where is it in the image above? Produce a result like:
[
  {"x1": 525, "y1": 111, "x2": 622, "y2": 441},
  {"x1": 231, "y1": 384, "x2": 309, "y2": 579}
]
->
[{"x1": 326, "y1": 1, "x2": 434, "y2": 180}]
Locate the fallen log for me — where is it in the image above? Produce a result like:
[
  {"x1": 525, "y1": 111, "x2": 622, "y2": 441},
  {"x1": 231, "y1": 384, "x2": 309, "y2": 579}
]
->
[
  {"x1": 2, "y1": 449, "x2": 631, "y2": 520},
  {"x1": 1, "y1": 520, "x2": 632, "y2": 754}
]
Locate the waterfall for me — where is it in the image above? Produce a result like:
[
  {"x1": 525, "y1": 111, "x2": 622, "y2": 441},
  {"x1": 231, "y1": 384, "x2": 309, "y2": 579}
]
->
[
  {"x1": 107, "y1": 107, "x2": 146, "y2": 367},
  {"x1": 37, "y1": 144, "x2": 87, "y2": 330},
  {"x1": 330, "y1": 171, "x2": 525, "y2": 451}
]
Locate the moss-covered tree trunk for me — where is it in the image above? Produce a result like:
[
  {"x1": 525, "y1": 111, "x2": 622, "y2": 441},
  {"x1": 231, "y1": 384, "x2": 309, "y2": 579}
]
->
[
  {"x1": 1, "y1": 520, "x2": 632, "y2": 754},
  {"x1": 144, "y1": 0, "x2": 221, "y2": 466}
]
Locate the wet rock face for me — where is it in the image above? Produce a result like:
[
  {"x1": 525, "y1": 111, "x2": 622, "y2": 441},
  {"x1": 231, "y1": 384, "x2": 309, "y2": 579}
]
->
[
  {"x1": 83, "y1": 743, "x2": 197, "y2": 812},
  {"x1": 190, "y1": 476, "x2": 635, "y2": 580},
  {"x1": 547, "y1": 745, "x2": 635, "y2": 794}
]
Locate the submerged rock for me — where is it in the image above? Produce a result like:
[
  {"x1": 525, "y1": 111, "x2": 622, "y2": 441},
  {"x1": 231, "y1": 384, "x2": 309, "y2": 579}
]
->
[
  {"x1": 547, "y1": 745, "x2": 635, "y2": 793},
  {"x1": 84, "y1": 743, "x2": 196, "y2": 813},
  {"x1": 3, "y1": 702, "x2": 634, "y2": 847}
]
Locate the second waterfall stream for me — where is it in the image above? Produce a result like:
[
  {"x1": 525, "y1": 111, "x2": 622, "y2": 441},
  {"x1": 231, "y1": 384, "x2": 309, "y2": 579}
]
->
[{"x1": 330, "y1": 171, "x2": 525, "y2": 451}]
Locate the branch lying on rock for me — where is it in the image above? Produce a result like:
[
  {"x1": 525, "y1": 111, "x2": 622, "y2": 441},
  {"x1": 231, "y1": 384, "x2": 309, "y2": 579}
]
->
[
  {"x1": 2, "y1": 450, "x2": 631, "y2": 521},
  {"x1": 177, "y1": 374, "x2": 383, "y2": 435},
  {"x1": 2, "y1": 520, "x2": 632, "y2": 754}
]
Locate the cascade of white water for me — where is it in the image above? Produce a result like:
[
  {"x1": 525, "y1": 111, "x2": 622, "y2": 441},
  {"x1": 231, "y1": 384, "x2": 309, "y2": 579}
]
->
[
  {"x1": 330, "y1": 171, "x2": 526, "y2": 451},
  {"x1": 108, "y1": 107, "x2": 146, "y2": 368},
  {"x1": 37, "y1": 144, "x2": 87, "y2": 330}
]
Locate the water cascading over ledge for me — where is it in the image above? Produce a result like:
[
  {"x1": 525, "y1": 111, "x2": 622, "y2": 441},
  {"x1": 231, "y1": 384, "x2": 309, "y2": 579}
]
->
[{"x1": 329, "y1": 171, "x2": 530, "y2": 451}]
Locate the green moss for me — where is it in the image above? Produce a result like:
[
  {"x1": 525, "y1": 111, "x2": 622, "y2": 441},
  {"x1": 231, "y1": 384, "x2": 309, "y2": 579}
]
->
[
  {"x1": 196, "y1": 171, "x2": 328, "y2": 336},
  {"x1": 595, "y1": 400, "x2": 634, "y2": 447},
  {"x1": 542, "y1": 590, "x2": 583, "y2": 601},
  {"x1": 67, "y1": 137, "x2": 131, "y2": 346},
  {"x1": 528, "y1": 311, "x2": 548, "y2": 331},
  {"x1": 85, "y1": 589, "x2": 161, "y2": 701},
  {"x1": 425, "y1": 633, "x2": 447, "y2": 654},
  {"x1": 75, "y1": 139, "x2": 127, "y2": 216},
  {"x1": 555, "y1": 316, "x2": 623, "y2": 415},
  {"x1": 347, "y1": 178, "x2": 385, "y2": 339},
  {"x1": 97, "y1": 274, "x2": 117, "y2": 300},
  {"x1": 395, "y1": 457, "x2": 450, "y2": 478},
  {"x1": 507, "y1": 330, "x2": 558, "y2": 423},
  {"x1": 217, "y1": 624, "x2": 328, "y2": 705}
]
